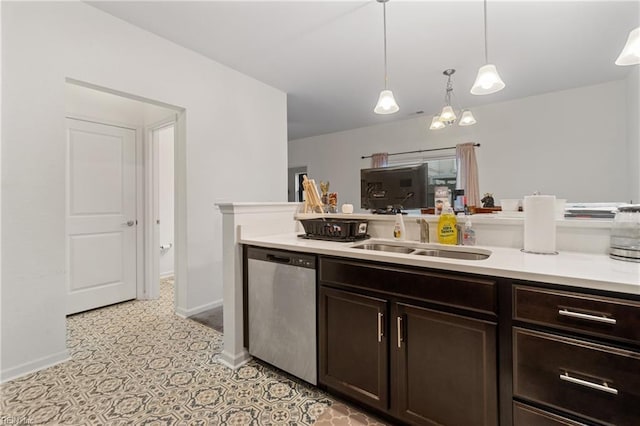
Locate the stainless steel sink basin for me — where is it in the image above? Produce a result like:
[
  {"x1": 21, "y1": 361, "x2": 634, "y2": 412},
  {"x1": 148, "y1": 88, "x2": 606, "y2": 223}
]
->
[
  {"x1": 413, "y1": 249, "x2": 490, "y2": 260},
  {"x1": 352, "y1": 243, "x2": 415, "y2": 254},
  {"x1": 351, "y1": 242, "x2": 491, "y2": 260}
]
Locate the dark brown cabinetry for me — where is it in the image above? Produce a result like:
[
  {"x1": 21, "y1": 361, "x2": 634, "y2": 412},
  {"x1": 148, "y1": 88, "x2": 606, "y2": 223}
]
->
[
  {"x1": 395, "y1": 303, "x2": 497, "y2": 426},
  {"x1": 513, "y1": 285, "x2": 640, "y2": 344},
  {"x1": 512, "y1": 284, "x2": 640, "y2": 425},
  {"x1": 318, "y1": 257, "x2": 498, "y2": 426},
  {"x1": 244, "y1": 245, "x2": 640, "y2": 425},
  {"x1": 513, "y1": 402, "x2": 586, "y2": 426},
  {"x1": 318, "y1": 286, "x2": 388, "y2": 411}
]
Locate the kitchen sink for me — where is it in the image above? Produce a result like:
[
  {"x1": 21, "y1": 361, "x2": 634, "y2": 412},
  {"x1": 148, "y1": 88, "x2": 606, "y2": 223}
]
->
[
  {"x1": 351, "y1": 242, "x2": 491, "y2": 260},
  {"x1": 413, "y1": 249, "x2": 490, "y2": 261},
  {"x1": 352, "y1": 243, "x2": 416, "y2": 254}
]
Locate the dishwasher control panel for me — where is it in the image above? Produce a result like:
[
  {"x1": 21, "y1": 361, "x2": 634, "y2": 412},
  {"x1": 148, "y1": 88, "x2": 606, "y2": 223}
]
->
[
  {"x1": 292, "y1": 258, "x2": 314, "y2": 268},
  {"x1": 249, "y1": 246, "x2": 317, "y2": 270}
]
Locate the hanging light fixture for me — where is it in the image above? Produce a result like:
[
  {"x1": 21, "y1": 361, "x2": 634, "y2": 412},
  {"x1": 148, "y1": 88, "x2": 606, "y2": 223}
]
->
[
  {"x1": 459, "y1": 110, "x2": 477, "y2": 126},
  {"x1": 429, "y1": 115, "x2": 445, "y2": 130},
  {"x1": 374, "y1": 0, "x2": 399, "y2": 114},
  {"x1": 471, "y1": 0, "x2": 505, "y2": 95},
  {"x1": 430, "y1": 69, "x2": 476, "y2": 130},
  {"x1": 615, "y1": 26, "x2": 640, "y2": 66}
]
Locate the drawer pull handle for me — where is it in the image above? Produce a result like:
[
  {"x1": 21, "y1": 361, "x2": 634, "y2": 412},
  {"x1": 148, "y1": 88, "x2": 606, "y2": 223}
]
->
[
  {"x1": 397, "y1": 316, "x2": 403, "y2": 348},
  {"x1": 377, "y1": 312, "x2": 384, "y2": 343},
  {"x1": 560, "y1": 372, "x2": 618, "y2": 395},
  {"x1": 558, "y1": 309, "x2": 616, "y2": 325}
]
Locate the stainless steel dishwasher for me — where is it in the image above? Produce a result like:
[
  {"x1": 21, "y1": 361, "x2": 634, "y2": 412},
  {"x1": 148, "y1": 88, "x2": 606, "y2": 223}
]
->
[{"x1": 246, "y1": 246, "x2": 317, "y2": 385}]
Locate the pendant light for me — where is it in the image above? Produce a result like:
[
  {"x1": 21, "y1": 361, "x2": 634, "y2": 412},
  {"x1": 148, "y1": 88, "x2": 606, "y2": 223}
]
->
[
  {"x1": 429, "y1": 115, "x2": 445, "y2": 130},
  {"x1": 430, "y1": 69, "x2": 476, "y2": 130},
  {"x1": 459, "y1": 110, "x2": 477, "y2": 126},
  {"x1": 471, "y1": 0, "x2": 505, "y2": 95},
  {"x1": 374, "y1": 0, "x2": 399, "y2": 114},
  {"x1": 615, "y1": 26, "x2": 640, "y2": 66}
]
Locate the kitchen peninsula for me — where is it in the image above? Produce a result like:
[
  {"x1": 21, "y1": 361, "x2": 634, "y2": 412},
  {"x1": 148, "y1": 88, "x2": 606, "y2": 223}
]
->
[{"x1": 218, "y1": 202, "x2": 640, "y2": 426}]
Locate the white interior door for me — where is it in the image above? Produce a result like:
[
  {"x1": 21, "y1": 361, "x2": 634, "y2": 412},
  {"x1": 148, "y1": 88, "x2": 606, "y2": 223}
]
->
[{"x1": 66, "y1": 118, "x2": 137, "y2": 314}]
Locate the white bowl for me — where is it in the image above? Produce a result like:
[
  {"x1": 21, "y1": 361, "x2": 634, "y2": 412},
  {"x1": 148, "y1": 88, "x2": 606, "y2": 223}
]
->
[
  {"x1": 500, "y1": 199, "x2": 520, "y2": 212},
  {"x1": 341, "y1": 204, "x2": 354, "y2": 214}
]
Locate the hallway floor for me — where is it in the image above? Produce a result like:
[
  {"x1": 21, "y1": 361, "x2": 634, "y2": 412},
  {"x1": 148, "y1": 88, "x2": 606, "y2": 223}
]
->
[
  {"x1": 189, "y1": 305, "x2": 224, "y2": 333},
  {"x1": 1, "y1": 279, "x2": 386, "y2": 425}
]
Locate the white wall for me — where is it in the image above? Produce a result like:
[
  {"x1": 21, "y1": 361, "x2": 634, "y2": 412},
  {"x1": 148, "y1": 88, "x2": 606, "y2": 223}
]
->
[
  {"x1": 1, "y1": 2, "x2": 287, "y2": 380},
  {"x1": 159, "y1": 125, "x2": 175, "y2": 278},
  {"x1": 289, "y1": 80, "x2": 631, "y2": 211}
]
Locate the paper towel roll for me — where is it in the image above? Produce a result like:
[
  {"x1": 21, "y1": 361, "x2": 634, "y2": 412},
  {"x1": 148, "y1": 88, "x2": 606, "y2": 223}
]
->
[{"x1": 523, "y1": 195, "x2": 557, "y2": 254}]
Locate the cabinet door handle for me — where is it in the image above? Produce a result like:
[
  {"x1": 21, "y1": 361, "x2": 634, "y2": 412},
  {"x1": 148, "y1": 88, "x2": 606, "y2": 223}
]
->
[
  {"x1": 397, "y1": 316, "x2": 403, "y2": 348},
  {"x1": 558, "y1": 309, "x2": 616, "y2": 325},
  {"x1": 559, "y1": 372, "x2": 618, "y2": 395},
  {"x1": 377, "y1": 312, "x2": 384, "y2": 343}
]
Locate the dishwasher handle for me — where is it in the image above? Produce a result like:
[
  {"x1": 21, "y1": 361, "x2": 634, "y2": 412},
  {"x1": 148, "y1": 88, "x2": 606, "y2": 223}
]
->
[{"x1": 266, "y1": 254, "x2": 293, "y2": 264}]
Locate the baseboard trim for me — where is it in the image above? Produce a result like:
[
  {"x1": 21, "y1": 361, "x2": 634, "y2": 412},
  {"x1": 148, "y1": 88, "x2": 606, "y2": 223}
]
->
[
  {"x1": 159, "y1": 271, "x2": 174, "y2": 280},
  {"x1": 175, "y1": 298, "x2": 223, "y2": 318},
  {"x1": 1, "y1": 350, "x2": 70, "y2": 384},
  {"x1": 218, "y1": 349, "x2": 251, "y2": 370}
]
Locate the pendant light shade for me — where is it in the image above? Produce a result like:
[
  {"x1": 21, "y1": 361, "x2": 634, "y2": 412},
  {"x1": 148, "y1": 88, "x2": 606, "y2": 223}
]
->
[
  {"x1": 459, "y1": 110, "x2": 477, "y2": 126},
  {"x1": 615, "y1": 27, "x2": 640, "y2": 66},
  {"x1": 374, "y1": 90, "x2": 400, "y2": 114},
  {"x1": 471, "y1": 64, "x2": 506, "y2": 95},
  {"x1": 439, "y1": 105, "x2": 457, "y2": 123},
  {"x1": 429, "y1": 116, "x2": 445, "y2": 130},
  {"x1": 374, "y1": 0, "x2": 399, "y2": 114},
  {"x1": 471, "y1": 0, "x2": 505, "y2": 95}
]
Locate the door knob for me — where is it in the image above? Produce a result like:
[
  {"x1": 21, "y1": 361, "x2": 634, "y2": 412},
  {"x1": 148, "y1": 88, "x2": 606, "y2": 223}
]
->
[{"x1": 123, "y1": 220, "x2": 135, "y2": 227}]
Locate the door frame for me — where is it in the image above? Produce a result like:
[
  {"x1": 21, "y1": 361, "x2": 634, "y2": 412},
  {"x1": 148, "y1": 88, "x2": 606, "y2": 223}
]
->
[
  {"x1": 64, "y1": 78, "x2": 188, "y2": 315},
  {"x1": 144, "y1": 117, "x2": 176, "y2": 300},
  {"x1": 65, "y1": 114, "x2": 144, "y2": 306},
  {"x1": 287, "y1": 166, "x2": 307, "y2": 202}
]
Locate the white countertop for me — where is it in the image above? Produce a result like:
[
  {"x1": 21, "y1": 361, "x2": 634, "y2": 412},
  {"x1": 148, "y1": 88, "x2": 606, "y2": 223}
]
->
[
  {"x1": 295, "y1": 212, "x2": 614, "y2": 229},
  {"x1": 240, "y1": 233, "x2": 640, "y2": 296}
]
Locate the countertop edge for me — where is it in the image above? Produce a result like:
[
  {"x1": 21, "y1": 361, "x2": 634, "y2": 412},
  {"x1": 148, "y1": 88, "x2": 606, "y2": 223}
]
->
[{"x1": 240, "y1": 234, "x2": 640, "y2": 297}]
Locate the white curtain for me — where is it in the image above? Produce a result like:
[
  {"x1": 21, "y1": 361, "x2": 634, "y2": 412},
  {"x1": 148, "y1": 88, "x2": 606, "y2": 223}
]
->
[
  {"x1": 371, "y1": 152, "x2": 388, "y2": 168},
  {"x1": 456, "y1": 143, "x2": 480, "y2": 207}
]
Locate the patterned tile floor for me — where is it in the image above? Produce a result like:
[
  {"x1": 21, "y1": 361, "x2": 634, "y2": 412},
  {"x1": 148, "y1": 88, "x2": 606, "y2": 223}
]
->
[{"x1": 1, "y1": 279, "x2": 386, "y2": 425}]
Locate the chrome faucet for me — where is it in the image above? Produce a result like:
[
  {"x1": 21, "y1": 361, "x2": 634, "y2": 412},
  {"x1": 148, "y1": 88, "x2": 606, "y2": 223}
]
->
[{"x1": 417, "y1": 218, "x2": 429, "y2": 243}]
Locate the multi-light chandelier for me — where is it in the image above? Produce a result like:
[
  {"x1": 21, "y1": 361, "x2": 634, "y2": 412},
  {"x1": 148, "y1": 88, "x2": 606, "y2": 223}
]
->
[{"x1": 429, "y1": 69, "x2": 476, "y2": 130}]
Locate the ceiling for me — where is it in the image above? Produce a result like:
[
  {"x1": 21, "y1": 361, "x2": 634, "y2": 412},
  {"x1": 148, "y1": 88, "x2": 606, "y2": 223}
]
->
[{"x1": 88, "y1": 1, "x2": 639, "y2": 141}]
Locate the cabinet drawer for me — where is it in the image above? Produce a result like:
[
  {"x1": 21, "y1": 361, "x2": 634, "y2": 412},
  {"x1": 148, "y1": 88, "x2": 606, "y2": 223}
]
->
[
  {"x1": 513, "y1": 402, "x2": 586, "y2": 426},
  {"x1": 320, "y1": 257, "x2": 497, "y2": 316},
  {"x1": 514, "y1": 285, "x2": 640, "y2": 345},
  {"x1": 513, "y1": 328, "x2": 640, "y2": 425}
]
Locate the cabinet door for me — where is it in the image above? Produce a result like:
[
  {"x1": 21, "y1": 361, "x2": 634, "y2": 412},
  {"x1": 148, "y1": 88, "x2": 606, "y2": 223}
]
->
[
  {"x1": 319, "y1": 286, "x2": 389, "y2": 411},
  {"x1": 395, "y1": 303, "x2": 498, "y2": 426}
]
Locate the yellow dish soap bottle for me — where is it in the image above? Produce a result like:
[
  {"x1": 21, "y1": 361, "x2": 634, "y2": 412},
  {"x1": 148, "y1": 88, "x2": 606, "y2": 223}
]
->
[{"x1": 437, "y1": 203, "x2": 458, "y2": 245}]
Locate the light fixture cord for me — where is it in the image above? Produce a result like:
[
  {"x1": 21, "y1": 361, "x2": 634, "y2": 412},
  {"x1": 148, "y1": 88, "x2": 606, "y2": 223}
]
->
[
  {"x1": 383, "y1": 1, "x2": 389, "y2": 89},
  {"x1": 483, "y1": 0, "x2": 488, "y2": 63}
]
